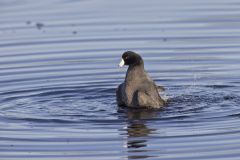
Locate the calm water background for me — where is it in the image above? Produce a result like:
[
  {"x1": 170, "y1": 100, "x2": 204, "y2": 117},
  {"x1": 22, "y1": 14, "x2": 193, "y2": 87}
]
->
[{"x1": 1, "y1": 0, "x2": 240, "y2": 159}]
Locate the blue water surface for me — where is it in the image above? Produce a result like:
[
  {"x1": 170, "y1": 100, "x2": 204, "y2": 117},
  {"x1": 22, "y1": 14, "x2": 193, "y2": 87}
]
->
[{"x1": 1, "y1": 0, "x2": 240, "y2": 159}]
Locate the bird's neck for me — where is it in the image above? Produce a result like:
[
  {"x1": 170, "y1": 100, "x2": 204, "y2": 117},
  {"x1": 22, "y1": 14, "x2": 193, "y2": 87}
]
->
[{"x1": 125, "y1": 64, "x2": 145, "y2": 83}]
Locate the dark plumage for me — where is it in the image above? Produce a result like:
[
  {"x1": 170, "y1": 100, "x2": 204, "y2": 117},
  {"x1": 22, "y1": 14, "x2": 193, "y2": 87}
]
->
[{"x1": 116, "y1": 51, "x2": 166, "y2": 109}]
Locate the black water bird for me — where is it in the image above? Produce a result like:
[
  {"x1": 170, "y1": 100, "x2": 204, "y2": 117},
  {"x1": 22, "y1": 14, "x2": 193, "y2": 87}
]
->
[{"x1": 116, "y1": 51, "x2": 166, "y2": 109}]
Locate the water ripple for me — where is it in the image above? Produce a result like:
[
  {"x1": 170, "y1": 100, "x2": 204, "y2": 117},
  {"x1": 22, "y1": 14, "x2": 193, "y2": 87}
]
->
[{"x1": 1, "y1": 0, "x2": 240, "y2": 159}]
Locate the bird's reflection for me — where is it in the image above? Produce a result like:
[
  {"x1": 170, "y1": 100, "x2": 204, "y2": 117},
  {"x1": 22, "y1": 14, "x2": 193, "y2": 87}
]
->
[
  {"x1": 127, "y1": 123, "x2": 152, "y2": 138},
  {"x1": 118, "y1": 108, "x2": 160, "y2": 159},
  {"x1": 127, "y1": 123, "x2": 151, "y2": 150}
]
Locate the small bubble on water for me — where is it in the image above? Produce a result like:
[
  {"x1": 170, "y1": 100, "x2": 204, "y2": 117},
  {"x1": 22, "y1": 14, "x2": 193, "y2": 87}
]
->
[
  {"x1": 26, "y1": 20, "x2": 32, "y2": 25},
  {"x1": 36, "y1": 22, "x2": 44, "y2": 30},
  {"x1": 72, "y1": 31, "x2": 78, "y2": 35}
]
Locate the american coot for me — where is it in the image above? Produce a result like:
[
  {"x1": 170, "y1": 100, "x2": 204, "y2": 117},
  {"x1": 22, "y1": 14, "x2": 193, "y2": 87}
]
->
[{"x1": 116, "y1": 51, "x2": 166, "y2": 109}]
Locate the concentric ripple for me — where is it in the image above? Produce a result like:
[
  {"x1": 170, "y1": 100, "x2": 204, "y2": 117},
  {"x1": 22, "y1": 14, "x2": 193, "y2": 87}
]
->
[{"x1": 1, "y1": 0, "x2": 240, "y2": 159}]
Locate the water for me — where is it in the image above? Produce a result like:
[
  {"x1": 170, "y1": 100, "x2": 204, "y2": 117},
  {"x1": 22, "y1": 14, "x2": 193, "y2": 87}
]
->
[{"x1": 1, "y1": 0, "x2": 240, "y2": 159}]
